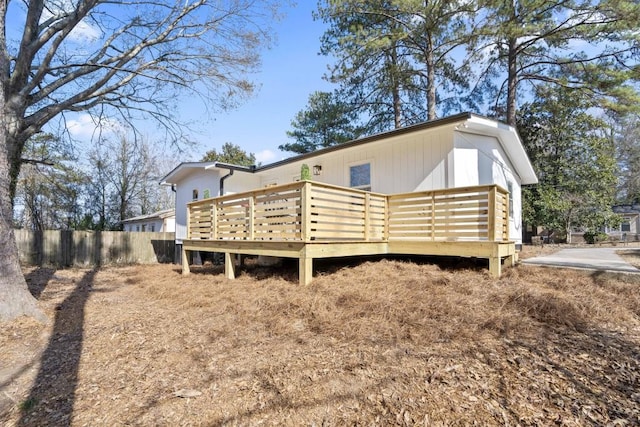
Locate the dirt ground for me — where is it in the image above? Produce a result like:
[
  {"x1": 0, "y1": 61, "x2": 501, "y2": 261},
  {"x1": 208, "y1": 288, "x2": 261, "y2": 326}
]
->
[{"x1": 1, "y1": 249, "x2": 639, "y2": 426}]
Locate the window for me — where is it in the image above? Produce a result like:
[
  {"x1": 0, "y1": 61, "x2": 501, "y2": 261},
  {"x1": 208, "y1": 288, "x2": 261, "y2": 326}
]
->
[
  {"x1": 203, "y1": 189, "x2": 210, "y2": 199},
  {"x1": 192, "y1": 189, "x2": 199, "y2": 201},
  {"x1": 136, "y1": 225, "x2": 140, "y2": 232},
  {"x1": 151, "y1": 224, "x2": 156, "y2": 232},
  {"x1": 141, "y1": 224, "x2": 146, "y2": 232},
  {"x1": 350, "y1": 162, "x2": 371, "y2": 191},
  {"x1": 622, "y1": 221, "x2": 631, "y2": 232}
]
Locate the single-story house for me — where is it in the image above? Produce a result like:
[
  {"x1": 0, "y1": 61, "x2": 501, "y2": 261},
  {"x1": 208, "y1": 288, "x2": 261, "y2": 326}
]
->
[
  {"x1": 161, "y1": 112, "x2": 538, "y2": 281},
  {"x1": 611, "y1": 204, "x2": 640, "y2": 235},
  {"x1": 121, "y1": 208, "x2": 175, "y2": 233}
]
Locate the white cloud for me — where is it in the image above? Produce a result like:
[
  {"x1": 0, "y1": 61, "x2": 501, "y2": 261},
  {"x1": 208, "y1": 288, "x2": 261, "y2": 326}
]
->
[
  {"x1": 41, "y1": 2, "x2": 100, "y2": 43},
  {"x1": 66, "y1": 113, "x2": 122, "y2": 140},
  {"x1": 68, "y1": 19, "x2": 100, "y2": 42},
  {"x1": 255, "y1": 149, "x2": 277, "y2": 164}
]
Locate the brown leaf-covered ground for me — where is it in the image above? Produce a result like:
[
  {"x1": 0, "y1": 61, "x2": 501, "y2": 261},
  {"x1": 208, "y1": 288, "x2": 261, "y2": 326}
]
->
[{"x1": 1, "y1": 249, "x2": 640, "y2": 426}]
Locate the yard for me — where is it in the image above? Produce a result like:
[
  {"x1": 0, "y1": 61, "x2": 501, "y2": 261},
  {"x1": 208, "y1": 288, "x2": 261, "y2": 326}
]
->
[{"x1": 1, "y1": 252, "x2": 639, "y2": 426}]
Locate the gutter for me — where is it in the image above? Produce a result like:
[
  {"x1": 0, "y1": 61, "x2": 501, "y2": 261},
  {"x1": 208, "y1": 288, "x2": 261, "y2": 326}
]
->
[{"x1": 209, "y1": 162, "x2": 257, "y2": 196}]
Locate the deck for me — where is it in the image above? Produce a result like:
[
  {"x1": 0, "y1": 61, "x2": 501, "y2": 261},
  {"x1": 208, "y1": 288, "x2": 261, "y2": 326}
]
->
[{"x1": 181, "y1": 181, "x2": 517, "y2": 284}]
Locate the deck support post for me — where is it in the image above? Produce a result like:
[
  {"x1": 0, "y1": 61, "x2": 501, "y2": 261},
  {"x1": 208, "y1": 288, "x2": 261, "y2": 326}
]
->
[
  {"x1": 182, "y1": 247, "x2": 191, "y2": 275},
  {"x1": 489, "y1": 256, "x2": 501, "y2": 277},
  {"x1": 299, "y1": 255, "x2": 313, "y2": 286},
  {"x1": 503, "y1": 253, "x2": 516, "y2": 268},
  {"x1": 225, "y1": 252, "x2": 237, "y2": 280}
]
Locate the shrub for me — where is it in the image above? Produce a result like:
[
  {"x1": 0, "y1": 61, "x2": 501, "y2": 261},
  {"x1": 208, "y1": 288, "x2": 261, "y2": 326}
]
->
[{"x1": 583, "y1": 231, "x2": 608, "y2": 244}]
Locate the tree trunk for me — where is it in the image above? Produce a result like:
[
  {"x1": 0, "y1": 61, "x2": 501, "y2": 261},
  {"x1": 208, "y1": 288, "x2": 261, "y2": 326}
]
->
[
  {"x1": 506, "y1": 36, "x2": 518, "y2": 126},
  {"x1": 426, "y1": 36, "x2": 436, "y2": 121},
  {"x1": 390, "y1": 44, "x2": 403, "y2": 129},
  {"x1": 0, "y1": 135, "x2": 47, "y2": 322},
  {"x1": 0, "y1": 2, "x2": 47, "y2": 322}
]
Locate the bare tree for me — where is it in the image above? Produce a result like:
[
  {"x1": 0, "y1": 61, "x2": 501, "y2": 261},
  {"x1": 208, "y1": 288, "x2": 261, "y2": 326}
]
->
[{"x1": 0, "y1": 0, "x2": 283, "y2": 321}]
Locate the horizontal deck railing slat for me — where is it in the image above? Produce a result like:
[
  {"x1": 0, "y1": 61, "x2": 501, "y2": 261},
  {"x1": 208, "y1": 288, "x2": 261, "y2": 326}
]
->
[{"x1": 186, "y1": 182, "x2": 510, "y2": 244}]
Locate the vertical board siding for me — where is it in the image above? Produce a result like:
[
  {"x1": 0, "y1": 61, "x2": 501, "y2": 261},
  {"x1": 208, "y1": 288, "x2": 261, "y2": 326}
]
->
[{"x1": 15, "y1": 230, "x2": 175, "y2": 266}]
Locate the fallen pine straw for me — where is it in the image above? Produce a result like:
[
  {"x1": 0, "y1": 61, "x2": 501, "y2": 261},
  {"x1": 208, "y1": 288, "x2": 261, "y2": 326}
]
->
[{"x1": 1, "y1": 257, "x2": 639, "y2": 426}]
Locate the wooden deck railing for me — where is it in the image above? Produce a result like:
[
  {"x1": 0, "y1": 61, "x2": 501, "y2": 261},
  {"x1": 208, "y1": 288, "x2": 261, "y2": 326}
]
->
[{"x1": 187, "y1": 182, "x2": 509, "y2": 243}]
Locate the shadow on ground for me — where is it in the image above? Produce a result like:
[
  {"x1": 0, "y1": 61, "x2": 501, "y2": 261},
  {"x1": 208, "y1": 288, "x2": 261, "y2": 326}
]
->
[{"x1": 18, "y1": 269, "x2": 98, "y2": 427}]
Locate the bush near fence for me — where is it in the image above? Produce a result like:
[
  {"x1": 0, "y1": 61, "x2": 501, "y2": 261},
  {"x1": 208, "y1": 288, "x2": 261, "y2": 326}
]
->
[{"x1": 14, "y1": 230, "x2": 175, "y2": 267}]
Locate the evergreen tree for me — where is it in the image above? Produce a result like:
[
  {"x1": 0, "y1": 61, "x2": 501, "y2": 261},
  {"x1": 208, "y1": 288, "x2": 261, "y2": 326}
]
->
[
  {"x1": 519, "y1": 86, "x2": 618, "y2": 242},
  {"x1": 280, "y1": 91, "x2": 365, "y2": 154},
  {"x1": 317, "y1": 0, "x2": 475, "y2": 130},
  {"x1": 201, "y1": 142, "x2": 256, "y2": 166},
  {"x1": 472, "y1": 0, "x2": 640, "y2": 125}
]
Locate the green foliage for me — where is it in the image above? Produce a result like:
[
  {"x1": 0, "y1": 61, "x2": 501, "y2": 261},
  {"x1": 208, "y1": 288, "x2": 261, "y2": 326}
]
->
[
  {"x1": 613, "y1": 114, "x2": 640, "y2": 203},
  {"x1": 471, "y1": 0, "x2": 640, "y2": 124},
  {"x1": 317, "y1": 0, "x2": 476, "y2": 130},
  {"x1": 583, "y1": 231, "x2": 608, "y2": 245},
  {"x1": 19, "y1": 397, "x2": 37, "y2": 413},
  {"x1": 14, "y1": 134, "x2": 86, "y2": 230},
  {"x1": 518, "y1": 85, "x2": 619, "y2": 242},
  {"x1": 201, "y1": 142, "x2": 256, "y2": 166},
  {"x1": 280, "y1": 91, "x2": 365, "y2": 154},
  {"x1": 300, "y1": 164, "x2": 311, "y2": 181}
]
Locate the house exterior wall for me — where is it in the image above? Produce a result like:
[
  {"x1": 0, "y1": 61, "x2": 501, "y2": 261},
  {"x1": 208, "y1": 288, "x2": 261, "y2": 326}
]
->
[
  {"x1": 454, "y1": 131, "x2": 523, "y2": 243},
  {"x1": 124, "y1": 218, "x2": 171, "y2": 232},
  {"x1": 169, "y1": 119, "x2": 530, "y2": 245},
  {"x1": 174, "y1": 169, "x2": 261, "y2": 242},
  {"x1": 175, "y1": 170, "x2": 222, "y2": 242},
  {"x1": 254, "y1": 124, "x2": 456, "y2": 193}
]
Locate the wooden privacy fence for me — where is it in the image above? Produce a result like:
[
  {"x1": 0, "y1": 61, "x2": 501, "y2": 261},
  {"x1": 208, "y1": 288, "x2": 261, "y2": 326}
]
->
[
  {"x1": 15, "y1": 230, "x2": 175, "y2": 267},
  {"x1": 187, "y1": 181, "x2": 509, "y2": 243}
]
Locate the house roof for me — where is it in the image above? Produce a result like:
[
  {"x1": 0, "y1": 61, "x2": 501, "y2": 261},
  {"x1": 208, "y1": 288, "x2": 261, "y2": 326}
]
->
[
  {"x1": 613, "y1": 205, "x2": 640, "y2": 215},
  {"x1": 160, "y1": 112, "x2": 538, "y2": 185},
  {"x1": 121, "y1": 208, "x2": 175, "y2": 224}
]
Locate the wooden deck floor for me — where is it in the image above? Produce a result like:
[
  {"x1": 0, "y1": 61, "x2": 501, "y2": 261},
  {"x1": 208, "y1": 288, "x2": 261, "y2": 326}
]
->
[{"x1": 181, "y1": 182, "x2": 517, "y2": 284}]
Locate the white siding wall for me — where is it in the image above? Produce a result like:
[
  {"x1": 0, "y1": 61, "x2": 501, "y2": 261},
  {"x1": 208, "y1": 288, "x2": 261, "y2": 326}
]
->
[
  {"x1": 163, "y1": 217, "x2": 176, "y2": 232},
  {"x1": 174, "y1": 170, "x2": 222, "y2": 242},
  {"x1": 454, "y1": 132, "x2": 523, "y2": 243},
  {"x1": 257, "y1": 124, "x2": 456, "y2": 193}
]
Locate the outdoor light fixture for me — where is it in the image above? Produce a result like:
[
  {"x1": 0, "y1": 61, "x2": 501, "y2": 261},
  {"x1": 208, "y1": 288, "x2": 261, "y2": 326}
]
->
[{"x1": 313, "y1": 165, "x2": 322, "y2": 175}]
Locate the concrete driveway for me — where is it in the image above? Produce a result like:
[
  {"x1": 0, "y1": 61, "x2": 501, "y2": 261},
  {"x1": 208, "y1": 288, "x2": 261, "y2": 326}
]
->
[{"x1": 521, "y1": 247, "x2": 640, "y2": 274}]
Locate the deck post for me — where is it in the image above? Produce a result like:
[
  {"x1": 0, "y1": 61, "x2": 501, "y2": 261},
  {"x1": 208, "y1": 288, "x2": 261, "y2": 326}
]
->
[
  {"x1": 489, "y1": 256, "x2": 501, "y2": 277},
  {"x1": 224, "y1": 252, "x2": 236, "y2": 280},
  {"x1": 488, "y1": 186, "x2": 497, "y2": 241},
  {"x1": 181, "y1": 246, "x2": 191, "y2": 275},
  {"x1": 299, "y1": 257, "x2": 313, "y2": 285},
  {"x1": 299, "y1": 247, "x2": 313, "y2": 285},
  {"x1": 248, "y1": 196, "x2": 255, "y2": 240},
  {"x1": 364, "y1": 193, "x2": 371, "y2": 241},
  {"x1": 212, "y1": 201, "x2": 218, "y2": 240},
  {"x1": 489, "y1": 243, "x2": 502, "y2": 277},
  {"x1": 301, "y1": 182, "x2": 312, "y2": 242}
]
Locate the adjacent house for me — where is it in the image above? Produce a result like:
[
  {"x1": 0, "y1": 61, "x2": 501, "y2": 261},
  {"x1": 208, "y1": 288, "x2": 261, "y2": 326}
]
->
[
  {"x1": 121, "y1": 208, "x2": 175, "y2": 233},
  {"x1": 161, "y1": 112, "x2": 538, "y2": 281},
  {"x1": 611, "y1": 204, "x2": 640, "y2": 237}
]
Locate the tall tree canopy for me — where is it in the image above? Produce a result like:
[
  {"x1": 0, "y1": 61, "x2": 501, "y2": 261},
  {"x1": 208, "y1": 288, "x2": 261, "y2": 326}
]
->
[
  {"x1": 613, "y1": 114, "x2": 640, "y2": 204},
  {"x1": 317, "y1": 0, "x2": 476, "y2": 132},
  {"x1": 471, "y1": 0, "x2": 640, "y2": 125},
  {"x1": 279, "y1": 91, "x2": 365, "y2": 154},
  {"x1": 202, "y1": 142, "x2": 256, "y2": 166},
  {"x1": 0, "y1": 0, "x2": 283, "y2": 321},
  {"x1": 519, "y1": 85, "x2": 618, "y2": 242}
]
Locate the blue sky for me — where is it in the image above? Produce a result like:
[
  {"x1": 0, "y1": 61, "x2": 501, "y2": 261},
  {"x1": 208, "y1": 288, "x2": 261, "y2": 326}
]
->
[{"x1": 200, "y1": 3, "x2": 333, "y2": 165}]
